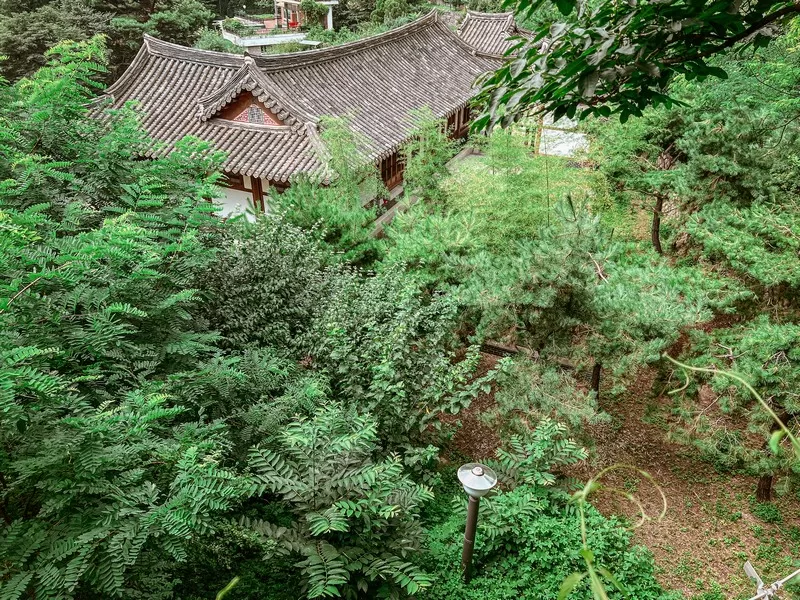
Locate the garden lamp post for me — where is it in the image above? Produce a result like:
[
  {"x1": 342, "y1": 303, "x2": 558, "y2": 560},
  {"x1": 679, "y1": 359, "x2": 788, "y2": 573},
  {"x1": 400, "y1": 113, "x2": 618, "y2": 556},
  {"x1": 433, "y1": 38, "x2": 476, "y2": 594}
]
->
[{"x1": 457, "y1": 462, "x2": 497, "y2": 584}]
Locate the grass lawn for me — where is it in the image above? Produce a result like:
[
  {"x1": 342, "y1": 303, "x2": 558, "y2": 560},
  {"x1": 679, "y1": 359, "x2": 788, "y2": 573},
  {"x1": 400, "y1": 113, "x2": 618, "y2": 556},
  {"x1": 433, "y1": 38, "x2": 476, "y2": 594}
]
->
[{"x1": 442, "y1": 152, "x2": 642, "y2": 247}]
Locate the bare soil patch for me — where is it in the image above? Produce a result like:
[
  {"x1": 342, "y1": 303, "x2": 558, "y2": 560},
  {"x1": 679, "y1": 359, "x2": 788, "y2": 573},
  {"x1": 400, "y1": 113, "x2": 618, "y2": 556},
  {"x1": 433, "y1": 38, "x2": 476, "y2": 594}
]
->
[
  {"x1": 439, "y1": 353, "x2": 503, "y2": 462},
  {"x1": 440, "y1": 348, "x2": 800, "y2": 598},
  {"x1": 569, "y1": 365, "x2": 800, "y2": 599}
]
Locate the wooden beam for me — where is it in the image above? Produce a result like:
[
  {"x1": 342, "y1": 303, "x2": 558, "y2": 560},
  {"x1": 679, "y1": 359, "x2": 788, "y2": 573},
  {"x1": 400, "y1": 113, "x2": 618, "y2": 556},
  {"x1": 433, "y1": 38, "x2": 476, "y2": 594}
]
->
[{"x1": 371, "y1": 193, "x2": 419, "y2": 238}]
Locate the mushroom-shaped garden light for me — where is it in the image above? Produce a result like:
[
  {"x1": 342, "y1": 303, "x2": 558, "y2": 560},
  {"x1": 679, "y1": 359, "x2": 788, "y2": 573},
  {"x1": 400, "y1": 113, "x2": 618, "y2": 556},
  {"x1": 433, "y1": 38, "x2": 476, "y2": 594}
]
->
[{"x1": 457, "y1": 463, "x2": 498, "y2": 583}]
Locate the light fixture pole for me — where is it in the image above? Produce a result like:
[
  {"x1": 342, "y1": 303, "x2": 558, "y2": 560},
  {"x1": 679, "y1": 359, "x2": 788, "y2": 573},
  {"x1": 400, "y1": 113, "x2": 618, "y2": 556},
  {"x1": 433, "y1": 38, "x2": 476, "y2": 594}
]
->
[{"x1": 457, "y1": 463, "x2": 498, "y2": 584}]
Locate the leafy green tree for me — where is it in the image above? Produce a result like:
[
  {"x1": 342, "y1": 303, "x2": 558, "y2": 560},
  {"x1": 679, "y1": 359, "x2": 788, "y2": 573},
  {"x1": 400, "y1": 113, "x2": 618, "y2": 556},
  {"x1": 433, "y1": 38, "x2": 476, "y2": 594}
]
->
[
  {"x1": 453, "y1": 199, "x2": 598, "y2": 349},
  {"x1": 371, "y1": 0, "x2": 409, "y2": 24},
  {"x1": 194, "y1": 26, "x2": 242, "y2": 51},
  {"x1": 585, "y1": 243, "x2": 751, "y2": 392},
  {"x1": 585, "y1": 35, "x2": 800, "y2": 275},
  {"x1": 581, "y1": 108, "x2": 675, "y2": 253},
  {"x1": 300, "y1": 0, "x2": 329, "y2": 25},
  {"x1": 271, "y1": 116, "x2": 383, "y2": 266},
  {"x1": 335, "y1": 0, "x2": 378, "y2": 27},
  {"x1": 165, "y1": 346, "x2": 328, "y2": 452},
  {"x1": 401, "y1": 107, "x2": 458, "y2": 202},
  {"x1": 383, "y1": 133, "x2": 588, "y2": 300},
  {"x1": 0, "y1": 0, "x2": 214, "y2": 80},
  {"x1": 686, "y1": 198, "x2": 800, "y2": 292},
  {"x1": 106, "y1": 0, "x2": 214, "y2": 73},
  {"x1": 483, "y1": 357, "x2": 609, "y2": 439},
  {"x1": 0, "y1": 0, "x2": 109, "y2": 81},
  {"x1": 307, "y1": 266, "x2": 490, "y2": 442},
  {"x1": 384, "y1": 134, "x2": 751, "y2": 407},
  {"x1": 201, "y1": 215, "x2": 341, "y2": 352},
  {"x1": 145, "y1": 0, "x2": 214, "y2": 44},
  {"x1": 246, "y1": 403, "x2": 434, "y2": 599},
  {"x1": 476, "y1": 0, "x2": 800, "y2": 126},
  {"x1": 0, "y1": 379, "x2": 247, "y2": 599},
  {"x1": 674, "y1": 317, "x2": 800, "y2": 500},
  {"x1": 0, "y1": 38, "x2": 251, "y2": 599}
]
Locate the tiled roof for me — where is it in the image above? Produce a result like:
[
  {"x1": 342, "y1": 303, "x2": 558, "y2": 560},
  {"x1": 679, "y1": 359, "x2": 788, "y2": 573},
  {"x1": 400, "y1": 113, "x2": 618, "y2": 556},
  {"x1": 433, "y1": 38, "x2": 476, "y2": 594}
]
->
[
  {"x1": 100, "y1": 11, "x2": 500, "y2": 183},
  {"x1": 457, "y1": 11, "x2": 531, "y2": 56},
  {"x1": 196, "y1": 56, "x2": 316, "y2": 127}
]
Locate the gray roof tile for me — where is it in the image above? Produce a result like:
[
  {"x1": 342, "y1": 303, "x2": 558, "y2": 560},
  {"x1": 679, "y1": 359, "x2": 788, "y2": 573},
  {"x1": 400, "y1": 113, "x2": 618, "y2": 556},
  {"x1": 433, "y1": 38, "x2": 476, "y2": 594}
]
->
[
  {"x1": 457, "y1": 11, "x2": 531, "y2": 56},
  {"x1": 100, "y1": 10, "x2": 500, "y2": 183}
]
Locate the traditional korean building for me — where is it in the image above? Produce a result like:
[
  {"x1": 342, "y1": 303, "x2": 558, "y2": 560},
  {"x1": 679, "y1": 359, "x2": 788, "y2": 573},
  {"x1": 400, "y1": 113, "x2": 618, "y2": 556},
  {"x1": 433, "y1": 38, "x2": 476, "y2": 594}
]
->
[
  {"x1": 457, "y1": 11, "x2": 531, "y2": 56},
  {"x1": 101, "y1": 10, "x2": 501, "y2": 215}
]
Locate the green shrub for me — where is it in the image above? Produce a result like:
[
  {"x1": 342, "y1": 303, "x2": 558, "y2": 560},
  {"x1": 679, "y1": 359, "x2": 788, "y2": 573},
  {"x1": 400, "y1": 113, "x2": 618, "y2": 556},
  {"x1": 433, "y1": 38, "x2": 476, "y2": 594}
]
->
[
  {"x1": 201, "y1": 215, "x2": 340, "y2": 353},
  {"x1": 371, "y1": 0, "x2": 410, "y2": 22},
  {"x1": 166, "y1": 347, "x2": 327, "y2": 454},
  {"x1": 424, "y1": 487, "x2": 674, "y2": 600},
  {"x1": 483, "y1": 357, "x2": 609, "y2": 437},
  {"x1": 246, "y1": 403, "x2": 434, "y2": 598},
  {"x1": 675, "y1": 318, "x2": 800, "y2": 495},
  {"x1": 453, "y1": 200, "x2": 599, "y2": 348},
  {"x1": 750, "y1": 498, "x2": 783, "y2": 524},
  {"x1": 0, "y1": 39, "x2": 250, "y2": 598},
  {"x1": 401, "y1": 107, "x2": 458, "y2": 202},
  {"x1": 686, "y1": 198, "x2": 800, "y2": 290},
  {"x1": 489, "y1": 418, "x2": 587, "y2": 488},
  {"x1": 307, "y1": 265, "x2": 490, "y2": 442},
  {"x1": 194, "y1": 27, "x2": 242, "y2": 53},
  {"x1": 270, "y1": 117, "x2": 383, "y2": 266},
  {"x1": 300, "y1": 0, "x2": 329, "y2": 24},
  {"x1": 222, "y1": 17, "x2": 256, "y2": 35}
]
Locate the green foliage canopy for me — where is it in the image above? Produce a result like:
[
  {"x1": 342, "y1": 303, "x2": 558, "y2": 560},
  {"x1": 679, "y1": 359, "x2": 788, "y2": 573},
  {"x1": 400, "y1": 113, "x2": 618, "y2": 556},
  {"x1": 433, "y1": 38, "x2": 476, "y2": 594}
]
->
[
  {"x1": 247, "y1": 403, "x2": 434, "y2": 598},
  {"x1": 0, "y1": 0, "x2": 214, "y2": 80},
  {"x1": 476, "y1": 0, "x2": 800, "y2": 126}
]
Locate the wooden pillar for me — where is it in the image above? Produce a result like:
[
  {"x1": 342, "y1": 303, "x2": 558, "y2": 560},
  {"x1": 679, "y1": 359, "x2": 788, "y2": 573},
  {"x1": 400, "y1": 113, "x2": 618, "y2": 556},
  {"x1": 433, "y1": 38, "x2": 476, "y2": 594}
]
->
[{"x1": 252, "y1": 177, "x2": 265, "y2": 214}]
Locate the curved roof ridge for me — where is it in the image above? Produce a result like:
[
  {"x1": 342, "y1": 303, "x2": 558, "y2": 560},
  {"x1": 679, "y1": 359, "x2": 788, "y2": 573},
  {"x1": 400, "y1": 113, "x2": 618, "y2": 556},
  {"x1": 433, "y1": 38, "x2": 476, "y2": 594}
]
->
[
  {"x1": 434, "y1": 15, "x2": 504, "y2": 59},
  {"x1": 460, "y1": 10, "x2": 514, "y2": 34},
  {"x1": 105, "y1": 37, "x2": 157, "y2": 100},
  {"x1": 464, "y1": 10, "x2": 515, "y2": 19},
  {"x1": 254, "y1": 10, "x2": 443, "y2": 71},
  {"x1": 458, "y1": 9, "x2": 532, "y2": 57},
  {"x1": 141, "y1": 33, "x2": 245, "y2": 67}
]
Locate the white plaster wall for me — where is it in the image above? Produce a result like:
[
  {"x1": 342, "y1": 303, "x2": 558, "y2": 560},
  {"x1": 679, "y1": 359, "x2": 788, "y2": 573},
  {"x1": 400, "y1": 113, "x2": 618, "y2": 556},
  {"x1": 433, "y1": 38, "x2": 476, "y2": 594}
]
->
[{"x1": 215, "y1": 188, "x2": 256, "y2": 221}]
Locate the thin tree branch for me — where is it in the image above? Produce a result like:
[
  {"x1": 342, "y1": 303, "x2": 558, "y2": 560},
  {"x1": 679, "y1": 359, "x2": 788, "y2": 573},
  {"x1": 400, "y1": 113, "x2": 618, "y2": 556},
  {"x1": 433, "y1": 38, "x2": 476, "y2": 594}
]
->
[
  {"x1": 664, "y1": 3, "x2": 800, "y2": 65},
  {"x1": 0, "y1": 262, "x2": 73, "y2": 315}
]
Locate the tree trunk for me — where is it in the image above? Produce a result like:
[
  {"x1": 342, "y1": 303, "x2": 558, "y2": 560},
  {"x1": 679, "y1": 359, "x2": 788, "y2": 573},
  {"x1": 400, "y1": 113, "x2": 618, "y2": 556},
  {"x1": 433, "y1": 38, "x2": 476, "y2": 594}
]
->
[
  {"x1": 651, "y1": 146, "x2": 676, "y2": 255},
  {"x1": 591, "y1": 362, "x2": 602, "y2": 401},
  {"x1": 756, "y1": 411, "x2": 793, "y2": 501},
  {"x1": 651, "y1": 194, "x2": 664, "y2": 255},
  {"x1": 757, "y1": 474, "x2": 773, "y2": 502}
]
